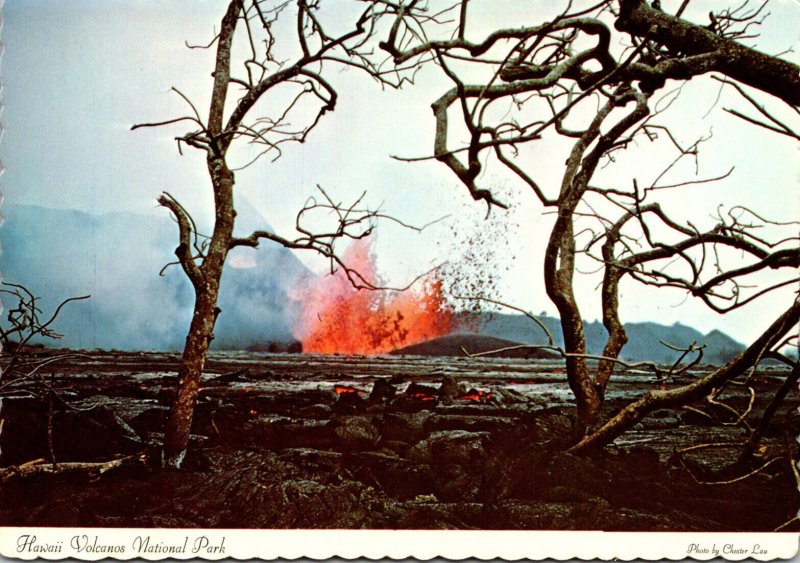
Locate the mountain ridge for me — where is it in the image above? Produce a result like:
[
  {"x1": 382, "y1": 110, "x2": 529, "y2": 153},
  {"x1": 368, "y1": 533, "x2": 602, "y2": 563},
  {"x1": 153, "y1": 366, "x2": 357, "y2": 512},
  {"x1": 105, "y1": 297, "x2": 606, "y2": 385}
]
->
[{"x1": 462, "y1": 312, "x2": 745, "y2": 365}]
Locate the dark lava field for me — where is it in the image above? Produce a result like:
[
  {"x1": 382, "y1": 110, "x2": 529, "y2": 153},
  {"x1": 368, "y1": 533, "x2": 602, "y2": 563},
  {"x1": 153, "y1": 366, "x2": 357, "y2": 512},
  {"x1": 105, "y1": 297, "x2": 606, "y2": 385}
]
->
[{"x1": 0, "y1": 349, "x2": 797, "y2": 530}]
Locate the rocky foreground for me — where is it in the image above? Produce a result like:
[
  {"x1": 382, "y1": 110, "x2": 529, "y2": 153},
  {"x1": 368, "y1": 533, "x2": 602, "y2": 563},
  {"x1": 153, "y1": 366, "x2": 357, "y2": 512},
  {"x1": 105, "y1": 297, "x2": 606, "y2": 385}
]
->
[{"x1": 0, "y1": 349, "x2": 797, "y2": 530}]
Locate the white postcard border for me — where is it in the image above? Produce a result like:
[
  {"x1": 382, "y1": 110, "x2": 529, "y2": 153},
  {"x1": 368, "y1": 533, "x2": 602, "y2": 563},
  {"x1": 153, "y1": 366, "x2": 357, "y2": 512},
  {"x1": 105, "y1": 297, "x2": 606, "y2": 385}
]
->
[{"x1": 0, "y1": 528, "x2": 798, "y2": 561}]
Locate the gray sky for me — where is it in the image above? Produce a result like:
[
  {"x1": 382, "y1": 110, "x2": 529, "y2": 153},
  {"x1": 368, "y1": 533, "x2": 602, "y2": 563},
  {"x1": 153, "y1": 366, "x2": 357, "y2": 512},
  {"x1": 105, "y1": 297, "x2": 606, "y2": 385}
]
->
[{"x1": 1, "y1": 0, "x2": 798, "y2": 345}]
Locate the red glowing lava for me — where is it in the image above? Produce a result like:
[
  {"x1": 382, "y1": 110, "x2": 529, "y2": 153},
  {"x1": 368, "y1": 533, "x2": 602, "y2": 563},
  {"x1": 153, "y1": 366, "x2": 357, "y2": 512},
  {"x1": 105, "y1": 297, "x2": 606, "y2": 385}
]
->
[
  {"x1": 457, "y1": 389, "x2": 493, "y2": 402},
  {"x1": 334, "y1": 385, "x2": 365, "y2": 395},
  {"x1": 293, "y1": 239, "x2": 455, "y2": 355}
]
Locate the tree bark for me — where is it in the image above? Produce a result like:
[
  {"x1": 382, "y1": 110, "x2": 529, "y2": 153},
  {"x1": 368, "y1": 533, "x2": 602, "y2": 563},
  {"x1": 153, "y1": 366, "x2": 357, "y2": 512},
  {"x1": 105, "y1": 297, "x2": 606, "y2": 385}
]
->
[
  {"x1": 616, "y1": 0, "x2": 800, "y2": 107},
  {"x1": 544, "y1": 213, "x2": 601, "y2": 437},
  {"x1": 161, "y1": 2, "x2": 241, "y2": 468},
  {"x1": 163, "y1": 157, "x2": 235, "y2": 468},
  {"x1": 162, "y1": 290, "x2": 220, "y2": 467},
  {"x1": 596, "y1": 260, "x2": 627, "y2": 393},
  {"x1": 544, "y1": 88, "x2": 649, "y2": 437}
]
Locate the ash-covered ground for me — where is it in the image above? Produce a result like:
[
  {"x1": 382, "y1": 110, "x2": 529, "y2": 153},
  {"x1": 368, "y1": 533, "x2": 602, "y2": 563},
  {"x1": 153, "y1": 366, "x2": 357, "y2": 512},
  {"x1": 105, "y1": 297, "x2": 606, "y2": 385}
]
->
[{"x1": 1, "y1": 349, "x2": 797, "y2": 530}]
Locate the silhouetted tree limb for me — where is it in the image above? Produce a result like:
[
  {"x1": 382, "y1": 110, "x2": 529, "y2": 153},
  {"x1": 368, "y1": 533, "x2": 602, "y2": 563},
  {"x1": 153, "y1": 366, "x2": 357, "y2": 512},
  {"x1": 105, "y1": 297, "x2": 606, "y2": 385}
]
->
[
  {"x1": 710, "y1": 76, "x2": 800, "y2": 140},
  {"x1": 229, "y1": 186, "x2": 436, "y2": 292},
  {"x1": 0, "y1": 282, "x2": 90, "y2": 382},
  {"x1": 0, "y1": 283, "x2": 148, "y2": 484},
  {"x1": 569, "y1": 297, "x2": 800, "y2": 453},
  {"x1": 615, "y1": 0, "x2": 800, "y2": 106},
  {"x1": 370, "y1": 0, "x2": 799, "y2": 445},
  {"x1": 157, "y1": 193, "x2": 205, "y2": 291}
]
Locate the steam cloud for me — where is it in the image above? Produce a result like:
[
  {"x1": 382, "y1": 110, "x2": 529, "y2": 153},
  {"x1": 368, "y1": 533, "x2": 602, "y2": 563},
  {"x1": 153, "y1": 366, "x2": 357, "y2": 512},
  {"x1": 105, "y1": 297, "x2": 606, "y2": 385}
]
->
[{"x1": 0, "y1": 202, "x2": 311, "y2": 351}]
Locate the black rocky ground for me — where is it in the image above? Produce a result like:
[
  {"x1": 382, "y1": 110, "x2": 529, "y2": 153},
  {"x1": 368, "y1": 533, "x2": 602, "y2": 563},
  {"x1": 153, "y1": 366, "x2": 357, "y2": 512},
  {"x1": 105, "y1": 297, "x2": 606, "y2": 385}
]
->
[{"x1": 0, "y1": 349, "x2": 797, "y2": 530}]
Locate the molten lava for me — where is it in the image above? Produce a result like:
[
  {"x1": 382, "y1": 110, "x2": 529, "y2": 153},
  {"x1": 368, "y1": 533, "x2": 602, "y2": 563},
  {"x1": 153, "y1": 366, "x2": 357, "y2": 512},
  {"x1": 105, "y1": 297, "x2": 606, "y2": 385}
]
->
[
  {"x1": 457, "y1": 389, "x2": 493, "y2": 402},
  {"x1": 293, "y1": 239, "x2": 455, "y2": 355},
  {"x1": 334, "y1": 385, "x2": 365, "y2": 395}
]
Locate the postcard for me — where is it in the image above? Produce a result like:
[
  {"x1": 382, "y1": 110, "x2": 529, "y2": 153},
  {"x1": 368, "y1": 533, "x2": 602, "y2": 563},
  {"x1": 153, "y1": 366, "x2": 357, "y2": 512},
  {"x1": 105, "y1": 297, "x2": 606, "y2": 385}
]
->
[{"x1": 0, "y1": 0, "x2": 798, "y2": 560}]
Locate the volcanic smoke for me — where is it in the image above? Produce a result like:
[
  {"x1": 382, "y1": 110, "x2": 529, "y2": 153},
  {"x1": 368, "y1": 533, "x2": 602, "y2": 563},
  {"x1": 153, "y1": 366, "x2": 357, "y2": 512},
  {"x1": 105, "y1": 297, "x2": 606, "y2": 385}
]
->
[{"x1": 292, "y1": 239, "x2": 455, "y2": 354}]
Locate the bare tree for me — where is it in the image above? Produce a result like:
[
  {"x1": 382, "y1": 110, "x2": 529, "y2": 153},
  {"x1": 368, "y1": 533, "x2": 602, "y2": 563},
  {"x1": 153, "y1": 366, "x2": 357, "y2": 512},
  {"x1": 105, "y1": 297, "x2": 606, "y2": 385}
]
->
[
  {"x1": 369, "y1": 0, "x2": 799, "y2": 446},
  {"x1": 133, "y1": 0, "x2": 396, "y2": 468},
  {"x1": 0, "y1": 283, "x2": 153, "y2": 484},
  {"x1": 0, "y1": 281, "x2": 91, "y2": 389},
  {"x1": 1, "y1": 283, "x2": 90, "y2": 355}
]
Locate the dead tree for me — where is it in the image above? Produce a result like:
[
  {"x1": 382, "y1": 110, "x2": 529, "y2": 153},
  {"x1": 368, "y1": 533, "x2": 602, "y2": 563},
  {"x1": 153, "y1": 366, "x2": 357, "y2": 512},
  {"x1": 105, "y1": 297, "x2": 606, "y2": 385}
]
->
[
  {"x1": 0, "y1": 281, "x2": 90, "y2": 379},
  {"x1": 0, "y1": 284, "x2": 149, "y2": 483},
  {"x1": 132, "y1": 1, "x2": 398, "y2": 468},
  {"x1": 370, "y1": 0, "x2": 799, "y2": 443}
]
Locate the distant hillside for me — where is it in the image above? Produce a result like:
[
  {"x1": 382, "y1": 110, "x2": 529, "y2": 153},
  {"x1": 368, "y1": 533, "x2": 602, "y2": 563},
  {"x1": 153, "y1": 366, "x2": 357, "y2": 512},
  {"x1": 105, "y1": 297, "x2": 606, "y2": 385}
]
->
[
  {"x1": 0, "y1": 203, "x2": 311, "y2": 351},
  {"x1": 463, "y1": 313, "x2": 745, "y2": 365},
  {"x1": 391, "y1": 333, "x2": 556, "y2": 359}
]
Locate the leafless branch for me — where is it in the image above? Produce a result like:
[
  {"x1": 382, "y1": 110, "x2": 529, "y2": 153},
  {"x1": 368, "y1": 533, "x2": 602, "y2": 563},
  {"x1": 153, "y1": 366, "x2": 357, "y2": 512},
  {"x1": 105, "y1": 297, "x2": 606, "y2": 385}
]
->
[
  {"x1": 0, "y1": 453, "x2": 150, "y2": 485},
  {"x1": 228, "y1": 186, "x2": 437, "y2": 292},
  {"x1": 157, "y1": 192, "x2": 205, "y2": 290},
  {"x1": 453, "y1": 295, "x2": 555, "y2": 346}
]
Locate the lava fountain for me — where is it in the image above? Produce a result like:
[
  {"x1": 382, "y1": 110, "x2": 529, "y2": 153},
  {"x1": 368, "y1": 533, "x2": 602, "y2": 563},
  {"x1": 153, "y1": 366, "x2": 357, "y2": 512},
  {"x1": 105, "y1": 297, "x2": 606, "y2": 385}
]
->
[{"x1": 292, "y1": 239, "x2": 455, "y2": 354}]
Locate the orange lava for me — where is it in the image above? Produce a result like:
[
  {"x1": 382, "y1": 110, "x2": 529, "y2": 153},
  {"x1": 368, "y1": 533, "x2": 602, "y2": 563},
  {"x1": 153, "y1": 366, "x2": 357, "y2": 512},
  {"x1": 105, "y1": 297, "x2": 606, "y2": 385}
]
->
[
  {"x1": 457, "y1": 390, "x2": 493, "y2": 402},
  {"x1": 293, "y1": 239, "x2": 455, "y2": 355},
  {"x1": 334, "y1": 385, "x2": 365, "y2": 395},
  {"x1": 409, "y1": 392, "x2": 437, "y2": 402}
]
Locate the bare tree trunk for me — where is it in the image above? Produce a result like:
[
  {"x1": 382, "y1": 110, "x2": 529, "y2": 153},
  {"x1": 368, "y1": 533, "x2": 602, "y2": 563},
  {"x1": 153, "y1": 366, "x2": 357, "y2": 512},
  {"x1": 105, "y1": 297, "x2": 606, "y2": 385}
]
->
[
  {"x1": 595, "y1": 265, "x2": 627, "y2": 394},
  {"x1": 594, "y1": 216, "x2": 635, "y2": 393},
  {"x1": 543, "y1": 90, "x2": 646, "y2": 438},
  {"x1": 163, "y1": 157, "x2": 235, "y2": 468},
  {"x1": 159, "y1": 1, "x2": 240, "y2": 468},
  {"x1": 162, "y1": 292, "x2": 219, "y2": 467},
  {"x1": 545, "y1": 214, "x2": 600, "y2": 438}
]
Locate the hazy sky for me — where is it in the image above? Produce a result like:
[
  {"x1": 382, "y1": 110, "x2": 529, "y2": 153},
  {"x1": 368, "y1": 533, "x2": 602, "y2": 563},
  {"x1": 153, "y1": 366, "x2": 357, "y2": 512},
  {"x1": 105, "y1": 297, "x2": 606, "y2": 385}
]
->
[{"x1": 1, "y1": 0, "x2": 798, "y2": 345}]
